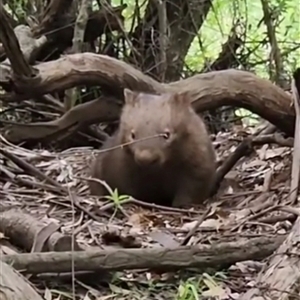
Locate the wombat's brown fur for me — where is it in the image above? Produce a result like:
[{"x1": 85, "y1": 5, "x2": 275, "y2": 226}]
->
[{"x1": 89, "y1": 89, "x2": 216, "y2": 207}]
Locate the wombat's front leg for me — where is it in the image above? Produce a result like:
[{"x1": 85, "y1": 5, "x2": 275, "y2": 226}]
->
[
  {"x1": 88, "y1": 157, "x2": 107, "y2": 196},
  {"x1": 172, "y1": 176, "x2": 212, "y2": 207}
]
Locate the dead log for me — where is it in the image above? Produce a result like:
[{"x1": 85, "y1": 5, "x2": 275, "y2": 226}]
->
[
  {"x1": 0, "y1": 209, "x2": 82, "y2": 252},
  {"x1": 2, "y1": 235, "x2": 286, "y2": 274},
  {"x1": 0, "y1": 260, "x2": 44, "y2": 300},
  {"x1": 0, "y1": 53, "x2": 295, "y2": 144},
  {"x1": 238, "y1": 217, "x2": 300, "y2": 300}
]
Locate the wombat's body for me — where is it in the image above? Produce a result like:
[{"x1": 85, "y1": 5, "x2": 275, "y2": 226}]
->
[{"x1": 89, "y1": 89, "x2": 216, "y2": 207}]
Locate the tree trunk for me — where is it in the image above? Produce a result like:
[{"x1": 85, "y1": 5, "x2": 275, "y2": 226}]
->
[{"x1": 129, "y1": 0, "x2": 213, "y2": 81}]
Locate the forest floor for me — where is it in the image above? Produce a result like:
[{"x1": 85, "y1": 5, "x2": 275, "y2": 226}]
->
[{"x1": 0, "y1": 126, "x2": 296, "y2": 300}]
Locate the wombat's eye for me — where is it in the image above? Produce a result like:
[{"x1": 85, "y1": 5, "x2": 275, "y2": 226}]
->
[
  {"x1": 131, "y1": 130, "x2": 135, "y2": 139},
  {"x1": 163, "y1": 130, "x2": 171, "y2": 140}
]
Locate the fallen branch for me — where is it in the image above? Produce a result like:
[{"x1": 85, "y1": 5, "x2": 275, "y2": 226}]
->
[
  {"x1": 2, "y1": 235, "x2": 286, "y2": 274},
  {"x1": 0, "y1": 209, "x2": 82, "y2": 252}
]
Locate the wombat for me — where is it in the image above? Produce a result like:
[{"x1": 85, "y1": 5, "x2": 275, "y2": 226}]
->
[{"x1": 88, "y1": 89, "x2": 216, "y2": 207}]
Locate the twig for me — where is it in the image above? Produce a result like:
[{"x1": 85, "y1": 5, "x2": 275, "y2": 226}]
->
[
  {"x1": 155, "y1": 0, "x2": 168, "y2": 82},
  {"x1": 253, "y1": 133, "x2": 293, "y2": 147},
  {"x1": 67, "y1": 186, "x2": 76, "y2": 299},
  {"x1": 260, "y1": 0, "x2": 285, "y2": 87},
  {"x1": 68, "y1": 193, "x2": 103, "y2": 223},
  {"x1": 181, "y1": 207, "x2": 212, "y2": 246},
  {"x1": 0, "y1": 148, "x2": 67, "y2": 194},
  {"x1": 230, "y1": 201, "x2": 299, "y2": 233},
  {"x1": 213, "y1": 137, "x2": 253, "y2": 195},
  {"x1": 65, "y1": 0, "x2": 92, "y2": 111}
]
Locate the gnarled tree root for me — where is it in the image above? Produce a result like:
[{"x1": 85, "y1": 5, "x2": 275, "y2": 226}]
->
[{"x1": 1, "y1": 53, "x2": 295, "y2": 144}]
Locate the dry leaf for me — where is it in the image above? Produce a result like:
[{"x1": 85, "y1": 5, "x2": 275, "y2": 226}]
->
[
  {"x1": 202, "y1": 274, "x2": 230, "y2": 299},
  {"x1": 44, "y1": 288, "x2": 52, "y2": 300},
  {"x1": 149, "y1": 231, "x2": 180, "y2": 248},
  {"x1": 199, "y1": 218, "x2": 224, "y2": 230}
]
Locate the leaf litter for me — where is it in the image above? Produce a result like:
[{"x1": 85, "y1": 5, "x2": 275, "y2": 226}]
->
[{"x1": 0, "y1": 128, "x2": 298, "y2": 300}]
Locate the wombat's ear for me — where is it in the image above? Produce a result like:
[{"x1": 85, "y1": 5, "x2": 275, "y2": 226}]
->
[
  {"x1": 173, "y1": 91, "x2": 191, "y2": 107},
  {"x1": 124, "y1": 88, "x2": 139, "y2": 105}
]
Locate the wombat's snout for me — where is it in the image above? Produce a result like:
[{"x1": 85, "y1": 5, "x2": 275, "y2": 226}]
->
[{"x1": 134, "y1": 149, "x2": 162, "y2": 166}]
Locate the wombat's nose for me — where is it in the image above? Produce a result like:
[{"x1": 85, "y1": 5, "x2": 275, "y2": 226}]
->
[{"x1": 134, "y1": 149, "x2": 159, "y2": 166}]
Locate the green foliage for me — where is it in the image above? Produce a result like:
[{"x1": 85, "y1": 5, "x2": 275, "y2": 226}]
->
[
  {"x1": 181, "y1": 0, "x2": 299, "y2": 123},
  {"x1": 7, "y1": 0, "x2": 299, "y2": 79},
  {"x1": 176, "y1": 272, "x2": 228, "y2": 300},
  {"x1": 185, "y1": 0, "x2": 300, "y2": 79},
  {"x1": 105, "y1": 187, "x2": 130, "y2": 208},
  {"x1": 103, "y1": 183, "x2": 131, "y2": 221},
  {"x1": 112, "y1": 0, "x2": 146, "y2": 31}
]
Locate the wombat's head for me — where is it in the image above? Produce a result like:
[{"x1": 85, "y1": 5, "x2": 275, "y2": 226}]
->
[{"x1": 119, "y1": 89, "x2": 192, "y2": 166}]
